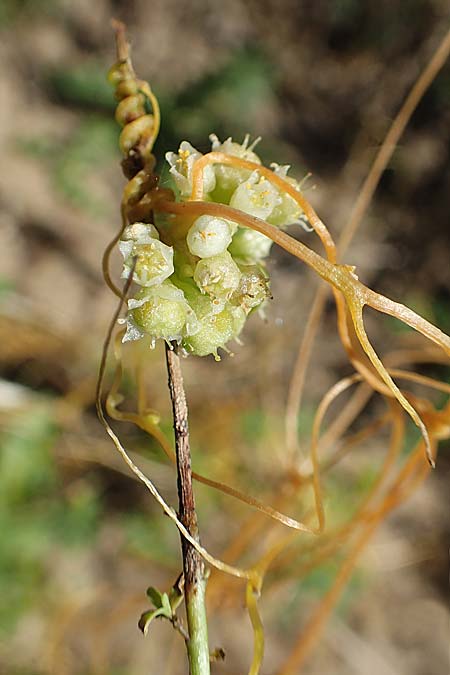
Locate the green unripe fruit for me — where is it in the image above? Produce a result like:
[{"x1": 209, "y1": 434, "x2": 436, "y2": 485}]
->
[
  {"x1": 125, "y1": 282, "x2": 198, "y2": 345},
  {"x1": 173, "y1": 249, "x2": 196, "y2": 280},
  {"x1": 183, "y1": 304, "x2": 246, "y2": 359},
  {"x1": 175, "y1": 277, "x2": 223, "y2": 317},
  {"x1": 194, "y1": 252, "x2": 241, "y2": 301},
  {"x1": 228, "y1": 227, "x2": 273, "y2": 262}
]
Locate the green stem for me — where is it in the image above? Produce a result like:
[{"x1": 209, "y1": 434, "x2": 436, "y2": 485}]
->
[
  {"x1": 185, "y1": 572, "x2": 210, "y2": 674},
  {"x1": 165, "y1": 344, "x2": 210, "y2": 675}
]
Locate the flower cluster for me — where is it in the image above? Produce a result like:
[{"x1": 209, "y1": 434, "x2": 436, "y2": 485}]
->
[{"x1": 121, "y1": 135, "x2": 305, "y2": 359}]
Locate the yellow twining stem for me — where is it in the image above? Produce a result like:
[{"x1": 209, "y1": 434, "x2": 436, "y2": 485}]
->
[
  {"x1": 106, "y1": 329, "x2": 325, "y2": 536},
  {"x1": 190, "y1": 151, "x2": 337, "y2": 261},
  {"x1": 156, "y1": 198, "x2": 450, "y2": 466},
  {"x1": 96, "y1": 269, "x2": 259, "y2": 586},
  {"x1": 246, "y1": 581, "x2": 265, "y2": 675},
  {"x1": 188, "y1": 151, "x2": 440, "y2": 414}
]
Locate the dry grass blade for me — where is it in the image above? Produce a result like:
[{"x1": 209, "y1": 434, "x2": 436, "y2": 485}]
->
[{"x1": 285, "y1": 25, "x2": 450, "y2": 461}]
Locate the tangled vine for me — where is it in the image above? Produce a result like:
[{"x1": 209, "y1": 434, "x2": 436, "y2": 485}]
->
[{"x1": 97, "y1": 20, "x2": 450, "y2": 675}]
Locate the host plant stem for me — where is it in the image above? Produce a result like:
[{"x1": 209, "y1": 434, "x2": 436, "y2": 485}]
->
[{"x1": 165, "y1": 344, "x2": 210, "y2": 675}]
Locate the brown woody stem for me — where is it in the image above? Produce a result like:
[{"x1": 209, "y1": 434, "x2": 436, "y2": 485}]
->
[
  {"x1": 111, "y1": 18, "x2": 132, "y2": 64},
  {"x1": 165, "y1": 343, "x2": 210, "y2": 675}
]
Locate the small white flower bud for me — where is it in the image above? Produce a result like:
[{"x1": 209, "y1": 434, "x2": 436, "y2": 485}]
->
[
  {"x1": 187, "y1": 215, "x2": 233, "y2": 258},
  {"x1": 267, "y1": 164, "x2": 304, "y2": 227},
  {"x1": 229, "y1": 227, "x2": 273, "y2": 262},
  {"x1": 122, "y1": 222, "x2": 160, "y2": 243},
  {"x1": 119, "y1": 222, "x2": 160, "y2": 262}
]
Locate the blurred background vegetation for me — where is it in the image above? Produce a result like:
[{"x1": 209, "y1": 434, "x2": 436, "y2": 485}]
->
[{"x1": 0, "y1": 1, "x2": 449, "y2": 674}]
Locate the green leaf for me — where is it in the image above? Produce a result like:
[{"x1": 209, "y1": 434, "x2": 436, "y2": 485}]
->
[
  {"x1": 146, "y1": 586, "x2": 164, "y2": 608},
  {"x1": 138, "y1": 607, "x2": 167, "y2": 635},
  {"x1": 160, "y1": 592, "x2": 172, "y2": 616},
  {"x1": 168, "y1": 585, "x2": 184, "y2": 612},
  {"x1": 138, "y1": 592, "x2": 173, "y2": 636}
]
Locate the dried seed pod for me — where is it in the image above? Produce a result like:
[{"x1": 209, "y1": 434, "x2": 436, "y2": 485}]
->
[{"x1": 231, "y1": 265, "x2": 271, "y2": 313}]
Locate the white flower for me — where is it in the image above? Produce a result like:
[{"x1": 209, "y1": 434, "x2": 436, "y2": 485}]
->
[
  {"x1": 209, "y1": 134, "x2": 262, "y2": 198},
  {"x1": 210, "y1": 133, "x2": 261, "y2": 164},
  {"x1": 165, "y1": 141, "x2": 216, "y2": 198},
  {"x1": 230, "y1": 170, "x2": 280, "y2": 220},
  {"x1": 267, "y1": 163, "x2": 305, "y2": 228},
  {"x1": 120, "y1": 237, "x2": 174, "y2": 287}
]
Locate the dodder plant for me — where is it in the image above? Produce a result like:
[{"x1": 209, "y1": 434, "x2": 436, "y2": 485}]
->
[{"x1": 97, "y1": 21, "x2": 450, "y2": 675}]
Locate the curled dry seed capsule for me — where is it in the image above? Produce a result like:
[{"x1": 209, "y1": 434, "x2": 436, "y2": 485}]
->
[
  {"x1": 108, "y1": 62, "x2": 144, "y2": 100},
  {"x1": 115, "y1": 79, "x2": 140, "y2": 99},
  {"x1": 107, "y1": 62, "x2": 130, "y2": 89},
  {"x1": 119, "y1": 115, "x2": 154, "y2": 155},
  {"x1": 194, "y1": 251, "x2": 241, "y2": 302},
  {"x1": 187, "y1": 215, "x2": 233, "y2": 258},
  {"x1": 126, "y1": 281, "x2": 199, "y2": 346},
  {"x1": 229, "y1": 227, "x2": 273, "y2": 262},
  {"x1": 230, "y1": 171, "x2": 280, "y2": 220},
  {"x1": 115, "y1": 93, "x2": 147, "y2": 126}
]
